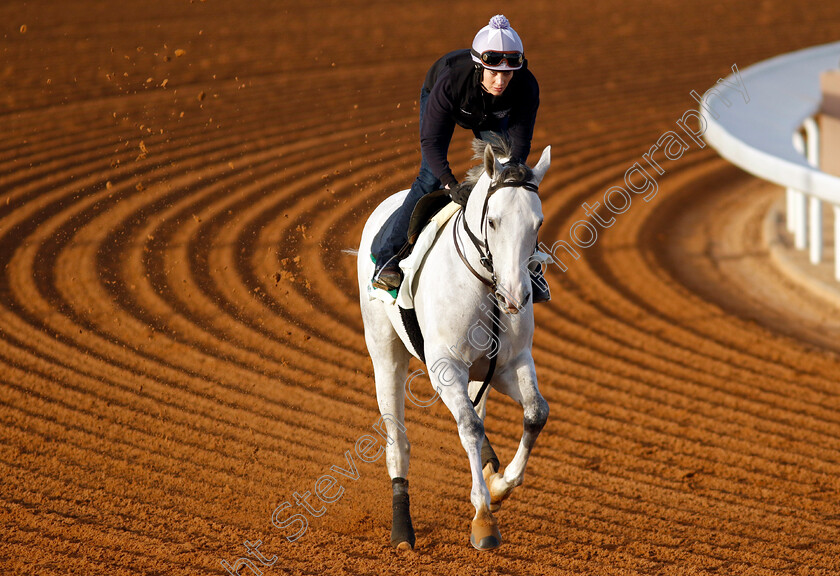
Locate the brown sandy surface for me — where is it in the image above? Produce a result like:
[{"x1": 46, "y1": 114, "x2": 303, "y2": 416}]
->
[{"x1": 4, "y1": 1, "x2": 840, "y2": 574}]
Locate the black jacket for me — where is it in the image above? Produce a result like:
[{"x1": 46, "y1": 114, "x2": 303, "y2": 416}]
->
[{"x1": 420, "y1": 49, "x2": 539, "y2": 187}]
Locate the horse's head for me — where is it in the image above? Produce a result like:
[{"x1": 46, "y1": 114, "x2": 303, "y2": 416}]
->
[{"x1": 468, "y1": 142, "x2": 551, "y2": 314}]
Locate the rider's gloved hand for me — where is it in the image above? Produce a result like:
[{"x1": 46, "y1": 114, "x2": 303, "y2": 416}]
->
[{"x1": 447, "y1": 181, "x2": 473, "y2": 208}]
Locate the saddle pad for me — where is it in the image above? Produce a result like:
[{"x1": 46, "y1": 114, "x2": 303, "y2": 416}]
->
[
  {"x1": 397, "y1": 201, "x2": 461, "y2": 309},
  {"x1": 366, "y1": 201, "x2": 461, "y2": 307}
]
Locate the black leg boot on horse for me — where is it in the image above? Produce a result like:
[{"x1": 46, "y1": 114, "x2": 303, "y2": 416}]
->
[{"x1": 390, "y1": 478, "x2": 416, "y2": 550}]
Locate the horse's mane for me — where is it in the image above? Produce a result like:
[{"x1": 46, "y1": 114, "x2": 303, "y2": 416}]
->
[{"x1": 463, "y1": 134, "x2": 534, "y2": 188}]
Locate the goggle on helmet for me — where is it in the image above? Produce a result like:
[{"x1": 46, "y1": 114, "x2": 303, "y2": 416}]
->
[{"x1": 470, "y1": 14, "x2": 525, "y2": 71}]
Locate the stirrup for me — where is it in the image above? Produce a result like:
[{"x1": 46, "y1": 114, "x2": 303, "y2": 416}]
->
[
  {"x1": 372, "y1": 266, "x2": 402, "y2": 291},
  {"x1": 528, "y1": 248, "x2": 551, "y2": 304},
  {"x1": 529, "y1": 266, "x2": 551, "y2": 303},
  {"x1": 370, "y1": 254, "x2": 402, "y2": 294}
]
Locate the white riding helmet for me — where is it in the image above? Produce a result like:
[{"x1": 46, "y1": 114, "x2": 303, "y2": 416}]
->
[{"x1": 470, "y1": 15, "x2": 525, "y2": 71}]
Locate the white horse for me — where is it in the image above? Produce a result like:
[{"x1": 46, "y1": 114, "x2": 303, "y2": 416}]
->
[{"x1": 356, "y1": 139, "x2": 551, "y2": 550}]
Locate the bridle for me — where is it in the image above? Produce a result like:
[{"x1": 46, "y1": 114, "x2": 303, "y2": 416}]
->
[
  {"x1": 452, "y1": 175, "x2": 540, "y2": 408},
  {"x1": 453, "y1": 176, "x2": 540, "y2": 292}
]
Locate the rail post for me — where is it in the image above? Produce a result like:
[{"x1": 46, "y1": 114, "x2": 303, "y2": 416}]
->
[
  {"x1": 834, "y1": 205, "x2": 840, "y2": 281},
  {"x1": 791, "y1": 131, "x2": 808, "y2": 250},
  {"x1": 804, "y1": 118, "x2": 822, "y2": 263}
]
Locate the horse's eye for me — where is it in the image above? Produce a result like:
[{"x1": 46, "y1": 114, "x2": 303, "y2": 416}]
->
[{"x1": 488, "y1": 219, "x2": 496, "y2": 230}]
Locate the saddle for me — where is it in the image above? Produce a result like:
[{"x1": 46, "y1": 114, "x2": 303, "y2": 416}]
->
[{"x1": 407, "y1": 188, "x2": 456, "y2": 245}]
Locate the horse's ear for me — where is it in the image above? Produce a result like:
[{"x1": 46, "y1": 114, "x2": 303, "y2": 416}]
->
[
  {"x1": 483, "y1": 143, "x2": 502, "y2": 180},
  {"x1": 531, "y1": 145, "x2": 551, "y2": 185}
]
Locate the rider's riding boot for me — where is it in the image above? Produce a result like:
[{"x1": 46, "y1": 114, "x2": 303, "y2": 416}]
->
[
  {"x1": 372, "y1": 261, "x2": 402, "y2": 291},
  {"x1": 372, "y1": 244, "x2": 409, "y2": 291},
  {"x1": 529, "y1": 264, "x2": 551, "y2": 304}
]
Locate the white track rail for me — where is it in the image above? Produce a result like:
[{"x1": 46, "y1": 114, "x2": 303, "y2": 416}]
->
[{"x1": 701, "y1": 42, "x2": 840, "y2": 279}]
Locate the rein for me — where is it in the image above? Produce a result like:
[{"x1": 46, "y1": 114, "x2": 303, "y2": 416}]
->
[
  {"x1": 453, "y1": 176, "x2": 540, "y2": 407},
  {"x1": 471, "y1": 297, "x2": 500, "y2": 407}
]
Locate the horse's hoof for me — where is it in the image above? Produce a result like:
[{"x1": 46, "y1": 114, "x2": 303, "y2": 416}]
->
[
  {"x1": 470, "y1": 532, "x2": 502, "y2": 550},
  {"x1": 470, "y1": 511, "x2": 502, "y2": 551},
  {"x1": 395, "y1": 541, "x2": 413, "y2": 552},
  {"x1": 482, "y1": 463, "x2": 509, "y2": 513}
]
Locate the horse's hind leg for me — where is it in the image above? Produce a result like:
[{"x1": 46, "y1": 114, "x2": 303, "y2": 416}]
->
[
  {"x1": 484, "y1": 357, "x2": 549, "y2": 509},
  {"x1": 362, "y1": 309, "x2": 415, "y2": 549}
]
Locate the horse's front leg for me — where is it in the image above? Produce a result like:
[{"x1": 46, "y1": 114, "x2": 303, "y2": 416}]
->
[
  {"x1": 470, "y1": 379, "x2": 501, "y2": 466},
  {"x1": 484, "y1": 355, "x2": 549, "y2": 510},
  {"x1": 469, "y1": 380, "x2": 502, "y2": 511},
  {"x1": 430, "y1": 357, "x2": 501, "y2": 550}
]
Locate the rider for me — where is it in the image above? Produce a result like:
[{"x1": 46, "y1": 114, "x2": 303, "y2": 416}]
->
[{"x1": 371, "y1": 14, "x2": 550, "y2": 303}]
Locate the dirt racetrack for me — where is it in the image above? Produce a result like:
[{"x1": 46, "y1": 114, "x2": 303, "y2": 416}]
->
[{"x1": 6, "y1": 1, "x2": 840, "y2": 574}]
